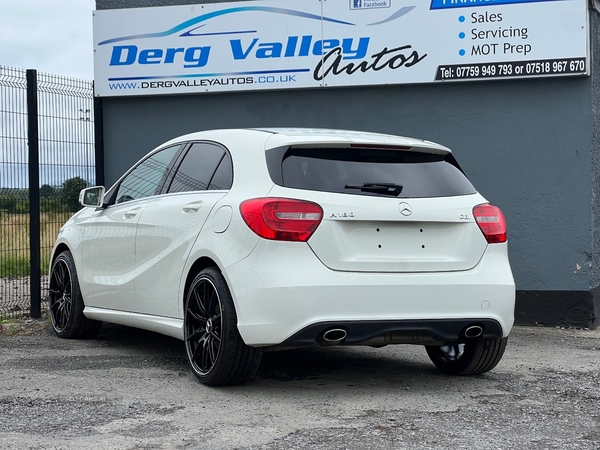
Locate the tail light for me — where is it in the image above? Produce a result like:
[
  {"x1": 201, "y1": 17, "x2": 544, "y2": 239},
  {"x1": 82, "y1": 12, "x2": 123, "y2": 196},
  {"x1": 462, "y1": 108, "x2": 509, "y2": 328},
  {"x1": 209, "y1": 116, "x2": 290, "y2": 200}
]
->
[
  {"x1": 473, "y1": 204, "x2": 507, "y2": 244},
  {"x1": 240, "y1": 198, "x2": 323, "y2": 242}
]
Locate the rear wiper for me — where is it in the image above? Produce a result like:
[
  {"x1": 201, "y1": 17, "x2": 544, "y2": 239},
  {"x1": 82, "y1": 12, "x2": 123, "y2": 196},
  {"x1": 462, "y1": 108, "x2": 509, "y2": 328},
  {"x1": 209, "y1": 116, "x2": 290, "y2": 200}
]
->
[{"x1": 344, "y1": 182, "x2": 403, "y2": 196}]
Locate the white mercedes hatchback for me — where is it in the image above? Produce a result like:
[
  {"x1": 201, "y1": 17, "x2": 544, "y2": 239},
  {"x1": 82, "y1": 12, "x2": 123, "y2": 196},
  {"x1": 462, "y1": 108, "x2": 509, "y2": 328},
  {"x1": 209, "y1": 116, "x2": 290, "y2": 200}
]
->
[{"x1": 49, "y1": 128, "x2": 515, "y2": 386}]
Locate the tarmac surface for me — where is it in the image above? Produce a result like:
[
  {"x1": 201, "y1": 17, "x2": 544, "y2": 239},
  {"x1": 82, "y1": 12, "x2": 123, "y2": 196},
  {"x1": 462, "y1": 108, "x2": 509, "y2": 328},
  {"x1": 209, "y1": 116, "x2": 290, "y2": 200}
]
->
[{"x1": 0, "y1": 321, "x2": 598, "y2": 449}]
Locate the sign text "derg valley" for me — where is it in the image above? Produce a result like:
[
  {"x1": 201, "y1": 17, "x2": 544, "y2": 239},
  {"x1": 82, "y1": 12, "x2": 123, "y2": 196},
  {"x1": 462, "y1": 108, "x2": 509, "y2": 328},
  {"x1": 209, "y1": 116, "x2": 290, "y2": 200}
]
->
[{"x1": 108, "y1": 35, "x2": 371, "y2": 68}]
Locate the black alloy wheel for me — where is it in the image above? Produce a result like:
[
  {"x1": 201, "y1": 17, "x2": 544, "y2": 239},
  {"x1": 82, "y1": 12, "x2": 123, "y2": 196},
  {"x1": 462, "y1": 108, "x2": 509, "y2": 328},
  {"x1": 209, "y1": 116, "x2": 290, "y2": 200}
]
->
[
  {"x1": 184, "y1": 267, "x2": 262, "y2": 386},
  {"x1": 49, "y1": 256, "x2": 73, "y2": 333},
  {"x1": 185, "y1": 276, "x2": 223, "y2": 376},
  {"x1": 435, "y1": 343, "x2": 465, "y2": 362},
  {"x1": 426, "y1": 337, "x2": 508, "y2": 376},
  {"x1": 48, "y1": 251, "x2": 102, "y2": 339}
]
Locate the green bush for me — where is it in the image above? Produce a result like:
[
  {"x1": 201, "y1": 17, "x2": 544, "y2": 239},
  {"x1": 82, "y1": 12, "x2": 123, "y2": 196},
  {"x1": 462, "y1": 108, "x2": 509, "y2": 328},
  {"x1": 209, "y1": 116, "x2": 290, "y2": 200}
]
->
[{"x1": 60, "y1": 177, "x2": 88, "y2": 212}]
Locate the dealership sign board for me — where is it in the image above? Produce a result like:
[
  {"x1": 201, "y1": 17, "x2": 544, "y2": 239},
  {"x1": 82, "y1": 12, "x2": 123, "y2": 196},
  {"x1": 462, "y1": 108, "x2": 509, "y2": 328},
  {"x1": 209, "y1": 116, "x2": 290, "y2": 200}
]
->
[{"x1": 93, "y1": 0, "x2": 589, "y2": 97}]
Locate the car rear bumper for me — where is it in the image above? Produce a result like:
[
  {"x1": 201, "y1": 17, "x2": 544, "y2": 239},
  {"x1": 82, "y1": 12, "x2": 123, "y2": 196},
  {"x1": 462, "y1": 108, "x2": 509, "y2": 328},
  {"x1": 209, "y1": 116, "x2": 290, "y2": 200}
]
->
[
  {"x1": 224, "y1": 240, "x2": 515, "y2": 346},
  {"x1": 280, "y1": 318, "x2": 504, "y2": 347}
]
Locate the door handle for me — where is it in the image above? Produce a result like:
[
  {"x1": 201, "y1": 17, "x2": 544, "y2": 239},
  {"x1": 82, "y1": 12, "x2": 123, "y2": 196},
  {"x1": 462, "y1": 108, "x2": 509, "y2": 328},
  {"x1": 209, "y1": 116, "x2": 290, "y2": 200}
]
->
[
  {"x1": 183, "y1": 201, "x2": 203, "y2": 213},
  {"x1": 123, "y1": 207, "x2": 140, "y2": 219}
]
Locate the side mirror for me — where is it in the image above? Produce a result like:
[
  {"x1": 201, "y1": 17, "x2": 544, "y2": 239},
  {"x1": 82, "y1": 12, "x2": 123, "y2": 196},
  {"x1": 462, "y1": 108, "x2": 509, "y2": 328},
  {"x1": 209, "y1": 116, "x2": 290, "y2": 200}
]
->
[{"x1": 79, "y1": 186, "x2": 105, "y2": 208}]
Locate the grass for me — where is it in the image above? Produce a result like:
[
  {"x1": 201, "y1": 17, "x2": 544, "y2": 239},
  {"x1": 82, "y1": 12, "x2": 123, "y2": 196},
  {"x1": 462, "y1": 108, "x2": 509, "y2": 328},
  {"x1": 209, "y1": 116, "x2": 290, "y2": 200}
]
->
[
  {"x1": 0, "y1": 212, "x2": 73, "y2": 277},
  {"x1": 0, "y1": 318, "x2": 20, "y2": 324}
]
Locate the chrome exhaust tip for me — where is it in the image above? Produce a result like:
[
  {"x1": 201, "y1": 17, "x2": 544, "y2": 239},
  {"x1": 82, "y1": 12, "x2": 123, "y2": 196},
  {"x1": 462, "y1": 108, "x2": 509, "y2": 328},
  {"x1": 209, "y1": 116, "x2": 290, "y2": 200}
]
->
[
  {"x1": 464, "y1": 325, "x2": 484, "y2": 338},
  {"x1": 318, "y1": 328, "x2": 347, "y2": 346},
  {"x1": 323, "y1": 328, "x2": 347, "y2": 342}
]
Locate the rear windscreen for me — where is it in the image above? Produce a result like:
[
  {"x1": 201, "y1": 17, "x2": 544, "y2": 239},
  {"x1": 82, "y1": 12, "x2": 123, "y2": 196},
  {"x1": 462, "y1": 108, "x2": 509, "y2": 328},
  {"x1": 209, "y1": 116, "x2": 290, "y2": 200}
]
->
[{"x1": 267, "y1": 147, "x2": 476, "y2": 198}]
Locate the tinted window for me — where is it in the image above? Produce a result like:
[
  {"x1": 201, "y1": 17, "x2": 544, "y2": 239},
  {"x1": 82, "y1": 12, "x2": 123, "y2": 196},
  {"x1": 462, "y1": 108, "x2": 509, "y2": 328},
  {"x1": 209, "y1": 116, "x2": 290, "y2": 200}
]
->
[
  {"x1": 116, "y1": 145, "x2": 181, "y2": 204},
  {"x1": 168, "y1": 143, "x2": 230, "y2": 193},
  {"x1": 276, "y1": 147, "x2": 476, "y2": 198},
  {"x1": 208, "y1": 153, "x2": 233, "y2": 190}
]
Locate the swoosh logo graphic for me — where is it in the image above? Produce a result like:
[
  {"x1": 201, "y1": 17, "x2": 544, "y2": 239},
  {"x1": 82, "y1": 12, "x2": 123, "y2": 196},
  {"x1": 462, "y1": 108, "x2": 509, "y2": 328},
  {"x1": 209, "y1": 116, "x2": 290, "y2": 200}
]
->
[
  {"x1": 98, "y1": 7, "x2": 355, "y2": 46},
  {"x1": 180, "y1": 24, "x2": 257, "y2": 37},
  {"x1": 367, "y1": 6, "x2": 416, "y2": 26}
]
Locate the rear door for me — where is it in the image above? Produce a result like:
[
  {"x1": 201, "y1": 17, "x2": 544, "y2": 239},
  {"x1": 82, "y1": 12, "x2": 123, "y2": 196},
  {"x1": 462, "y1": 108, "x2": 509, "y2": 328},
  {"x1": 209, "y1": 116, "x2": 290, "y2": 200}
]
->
[
  {"x1": 132, "y1": 142, "x2": 233, "y2": 317},
  {"x1": 267, "y1": 146, "x2": 488, "y2": 273}
]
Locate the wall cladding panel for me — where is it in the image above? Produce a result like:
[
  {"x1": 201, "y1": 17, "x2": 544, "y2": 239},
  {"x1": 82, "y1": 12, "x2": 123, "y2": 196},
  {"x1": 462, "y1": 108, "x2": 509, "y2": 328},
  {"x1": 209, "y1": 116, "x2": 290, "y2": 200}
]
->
[{"x1": 102, "y1": 76, "x2": 593, "y2": 294}]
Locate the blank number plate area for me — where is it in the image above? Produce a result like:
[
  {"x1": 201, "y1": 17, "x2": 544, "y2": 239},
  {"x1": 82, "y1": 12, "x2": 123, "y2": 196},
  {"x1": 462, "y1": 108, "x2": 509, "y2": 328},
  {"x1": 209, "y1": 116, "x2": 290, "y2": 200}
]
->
[{"x1": 308, "y1": 220, "x2": 488, "y2": 273}]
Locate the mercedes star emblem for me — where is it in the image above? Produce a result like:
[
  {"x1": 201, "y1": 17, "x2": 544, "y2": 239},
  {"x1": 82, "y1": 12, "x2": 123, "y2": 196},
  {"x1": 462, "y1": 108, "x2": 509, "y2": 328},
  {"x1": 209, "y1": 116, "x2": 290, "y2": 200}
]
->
[{"x1": 398, "y1": 202, "x2": 412, "y2": 216}]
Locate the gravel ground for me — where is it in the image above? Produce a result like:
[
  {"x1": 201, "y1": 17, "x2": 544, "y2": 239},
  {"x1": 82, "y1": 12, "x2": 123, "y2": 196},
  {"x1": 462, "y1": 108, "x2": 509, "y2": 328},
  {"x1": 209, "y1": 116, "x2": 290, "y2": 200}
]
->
[{"x1": 0, "y1": 322, "x2": 598, "y2": 449}]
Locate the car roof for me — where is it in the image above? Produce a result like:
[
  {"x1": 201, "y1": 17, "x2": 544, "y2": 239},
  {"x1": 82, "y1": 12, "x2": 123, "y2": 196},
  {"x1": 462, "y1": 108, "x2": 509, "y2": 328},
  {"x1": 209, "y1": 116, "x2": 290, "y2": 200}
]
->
[{"x1": 158, "y1": 128, "x2": 451, "y2": 155}]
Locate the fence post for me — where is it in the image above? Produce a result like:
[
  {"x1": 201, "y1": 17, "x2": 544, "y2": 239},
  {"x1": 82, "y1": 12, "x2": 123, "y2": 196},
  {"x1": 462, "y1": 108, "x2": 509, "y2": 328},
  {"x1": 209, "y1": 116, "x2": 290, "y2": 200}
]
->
[
  {"x1": 93, "y1": 92, "x2": 105, "y2": 186},
  {"x1": 27, "y1": 69, "x2": 41, "y2": 319}
]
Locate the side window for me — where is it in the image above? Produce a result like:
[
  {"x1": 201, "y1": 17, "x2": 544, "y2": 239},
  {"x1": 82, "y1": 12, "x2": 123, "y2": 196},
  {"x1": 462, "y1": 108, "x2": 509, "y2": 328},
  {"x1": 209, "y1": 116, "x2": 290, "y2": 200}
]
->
[
  {"x1": 208, "y1": 153, "x2": 233, "y2": 190},
  {"x1": 116, "y1": 145, "x2": 181, "y2": 204},
  {"x1": 168, "y1": 143, "x2": 232, "y2": 193}
]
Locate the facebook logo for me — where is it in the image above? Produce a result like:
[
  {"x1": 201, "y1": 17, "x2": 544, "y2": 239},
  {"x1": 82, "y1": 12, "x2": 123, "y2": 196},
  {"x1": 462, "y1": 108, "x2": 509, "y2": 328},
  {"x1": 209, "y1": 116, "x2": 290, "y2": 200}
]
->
[{"x1": 350, "y1": 0, "x2": 391, "y2": 9}]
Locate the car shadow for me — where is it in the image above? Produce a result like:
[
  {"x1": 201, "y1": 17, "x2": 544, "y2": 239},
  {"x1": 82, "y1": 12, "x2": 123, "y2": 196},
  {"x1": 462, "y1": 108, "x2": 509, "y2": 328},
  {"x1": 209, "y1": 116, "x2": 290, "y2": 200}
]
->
[
  {"x1": 256, "y1": 345, "x2": 436, "y2": 382},
  {"x1": 91, "y1": 323, "x2": 468, "y2": 388}
]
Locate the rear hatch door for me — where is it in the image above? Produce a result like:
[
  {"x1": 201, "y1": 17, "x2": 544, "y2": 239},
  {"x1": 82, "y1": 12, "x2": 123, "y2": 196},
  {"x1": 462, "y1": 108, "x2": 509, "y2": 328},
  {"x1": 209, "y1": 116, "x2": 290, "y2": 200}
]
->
[{"x1": 266, "y1": 145, "x2": 489, "y2": 273}]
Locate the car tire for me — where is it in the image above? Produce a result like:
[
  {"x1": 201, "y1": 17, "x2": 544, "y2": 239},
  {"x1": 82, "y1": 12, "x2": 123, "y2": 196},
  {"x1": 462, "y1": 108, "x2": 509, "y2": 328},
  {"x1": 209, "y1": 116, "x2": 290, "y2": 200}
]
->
[
  {"x1": 48, "y1": 250, "x2": 102, "y2": 339},
  {"x1": 425, "y1": 338, "x2": 507, "y2": 375},
  {"x1": 184, "y1": 267, "x2": 262, "y2": 386}
]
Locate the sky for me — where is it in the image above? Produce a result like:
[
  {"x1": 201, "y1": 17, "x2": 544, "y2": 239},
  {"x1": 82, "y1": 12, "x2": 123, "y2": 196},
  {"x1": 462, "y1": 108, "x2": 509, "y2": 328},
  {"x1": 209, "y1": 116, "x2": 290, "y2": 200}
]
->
[{"x1": 0, "y1": 0, "x2": 95, "y2": 80}]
